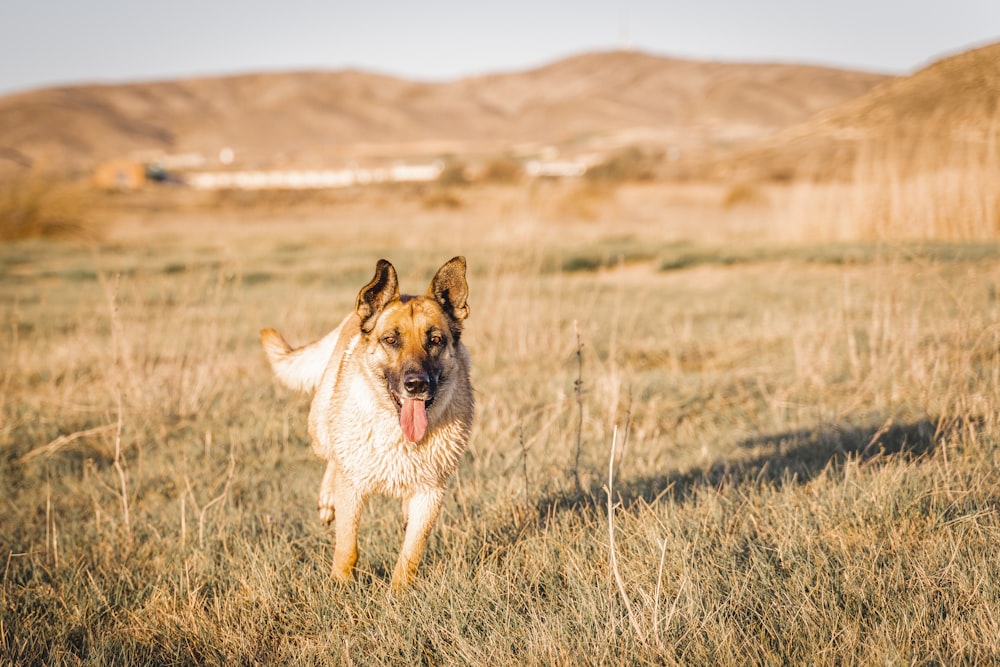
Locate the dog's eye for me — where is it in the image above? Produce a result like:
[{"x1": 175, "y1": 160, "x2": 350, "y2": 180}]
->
[
  {"x1": 429, "y1": 334, "x2": 443, "y2": 346},
  {"x1": 383, "y1": 335, "x2": 397, "y2": 346}
]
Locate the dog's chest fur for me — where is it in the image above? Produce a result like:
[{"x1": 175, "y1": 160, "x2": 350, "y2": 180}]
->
[{"x1": 308, "y1": 336, "x2": 473, "y2": 497}]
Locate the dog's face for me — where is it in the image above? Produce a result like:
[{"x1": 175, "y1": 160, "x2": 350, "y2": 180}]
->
[{"x1": 356, "y1": 257, "x2": 469, "y2": 442}]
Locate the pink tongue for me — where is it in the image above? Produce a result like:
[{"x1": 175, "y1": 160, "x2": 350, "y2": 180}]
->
[{"x1": 399, "y1": 399, "x2": 427, "y2": 442}]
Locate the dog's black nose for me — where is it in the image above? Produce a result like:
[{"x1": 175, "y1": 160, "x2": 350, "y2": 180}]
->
[{"x1": 403, "y1": 373, "x2": 429, "y2": 395}]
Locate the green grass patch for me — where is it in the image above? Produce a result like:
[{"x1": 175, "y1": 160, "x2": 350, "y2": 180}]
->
[
  {"x1": 657, "y1": 241, "x2": 1000, "y2": 272},
  {"x1": 241, "y1": 270, "x2": 274, "y2": 286}
]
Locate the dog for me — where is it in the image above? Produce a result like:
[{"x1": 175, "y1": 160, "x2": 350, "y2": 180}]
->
[{"x1": 260, "y1": 256, "x2": 474, "y2": 588}]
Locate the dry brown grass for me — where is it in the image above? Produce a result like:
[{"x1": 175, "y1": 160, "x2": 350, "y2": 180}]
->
[
  {"x1": 2, "y1": 192, "x2": 999, "y2": 663},
  {"x1": 769, "y1": 129, "x2": 1000, "y2": 242},
  {"x1": 0, "y1": 171, "x2": 101, "y2": 241},
  {"x1": 4, "y1": 112, "x2": 1000, "y2": 666}
]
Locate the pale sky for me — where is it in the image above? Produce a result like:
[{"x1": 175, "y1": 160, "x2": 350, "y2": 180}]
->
[{"x1": 1, "y1": 0, "x2": 997, "y2": 95}]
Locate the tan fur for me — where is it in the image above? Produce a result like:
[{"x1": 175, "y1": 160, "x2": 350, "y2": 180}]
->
[{"x1": 260, "y1": 257, "x2": 473, "y2": 588}]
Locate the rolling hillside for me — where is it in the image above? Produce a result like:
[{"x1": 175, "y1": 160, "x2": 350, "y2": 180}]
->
[
  {"x1": 0, "y1": 50, "x2": 888, "y2": 174},
  {"x1": 713, "y1": 41, "x2": 1000, "y2": 181}
]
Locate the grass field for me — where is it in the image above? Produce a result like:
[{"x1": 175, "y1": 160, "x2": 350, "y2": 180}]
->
[{"x1": 3, "y1": 183, "x2": 1000, "y2": 665}]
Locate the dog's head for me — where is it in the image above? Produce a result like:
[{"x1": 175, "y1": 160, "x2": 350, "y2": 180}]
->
[{"x1": 356, "y1": 256, "x2": 470, "y2": 443}]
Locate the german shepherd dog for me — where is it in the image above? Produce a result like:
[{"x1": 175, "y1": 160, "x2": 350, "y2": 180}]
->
[{"x1": 260, "y1": 257, "x2": 473, "y2": 588}]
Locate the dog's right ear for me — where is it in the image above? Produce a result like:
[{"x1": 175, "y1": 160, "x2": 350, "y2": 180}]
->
[{"x1": 356, "y1": 259, "x2": 399, "y2": 333}]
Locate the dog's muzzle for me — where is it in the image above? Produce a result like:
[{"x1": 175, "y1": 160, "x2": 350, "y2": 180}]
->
[{"x1": 390, "y1": 370, "x2": 440, "y2": 442}]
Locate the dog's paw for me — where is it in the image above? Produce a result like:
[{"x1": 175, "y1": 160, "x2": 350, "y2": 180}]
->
[
  {"x1": 318, "y1": 504, "x2": 335, "y2": 524},
  {"x1": 318, "y1": 493, "x2": 336, "y2": 523}
]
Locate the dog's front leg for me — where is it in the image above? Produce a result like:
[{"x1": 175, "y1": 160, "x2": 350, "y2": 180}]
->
[
  {"x1": 391, "y1": 488, "x2": 445, "y2": 589},
  {"x1": 318, "y1": 460, "x2": 338, "y2": 524},
  {"x1": 331, "y1": 473, "x2": 364, "y2": 584}
]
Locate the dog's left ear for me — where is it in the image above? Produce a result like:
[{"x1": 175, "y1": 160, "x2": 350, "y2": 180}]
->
[{"x1": 428, "y1": 256, "x2": 469, "y2": 332}]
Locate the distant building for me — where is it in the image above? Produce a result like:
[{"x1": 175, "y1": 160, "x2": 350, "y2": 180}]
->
[
  {"x1": 524, "y1": 156, "x2": 600, "y2": 178},
  {"x1": 185, "y1": 163, "x2": 444, "y2": 190}
]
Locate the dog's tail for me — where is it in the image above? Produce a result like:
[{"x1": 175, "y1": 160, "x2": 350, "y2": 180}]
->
[{"x1": 260, "y1": 326, "x2": 341, "y2": 394}]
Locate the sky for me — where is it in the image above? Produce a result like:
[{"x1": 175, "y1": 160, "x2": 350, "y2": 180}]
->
[{"x1": 1, "y1": 0, "x2": 997, "y2": 96}]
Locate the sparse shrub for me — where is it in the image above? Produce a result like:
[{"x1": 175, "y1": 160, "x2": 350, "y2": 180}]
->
[
  {"x1": 551, "y1": 181, "x2": 616, "y2": 220},
  {"x1": 422, "y1": 189, "x2": 464, "y2": 209},
  {"x1": 479, "y1": 156, "x2": 523, "y2": 184},
  {"x1": 585, "y1": 146, "x2": 659, "y2": 182},
  {"x1": 0, "y1": 171, "x2": 99, "y2": 241},
  {"x1": 722, "y1": 181, "x2": 768, "y2": 208},
  {"x1": 436, "y1": 161, "x2": 469, "y2": 186}
]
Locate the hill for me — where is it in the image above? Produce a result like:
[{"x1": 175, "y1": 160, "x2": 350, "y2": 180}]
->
[
  {"x1": 713, "y1": 41, "x2": 1000, "y2": 181},
  {"x1": 0, "y1": 50, "x2": 888, "y2": 175}
]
